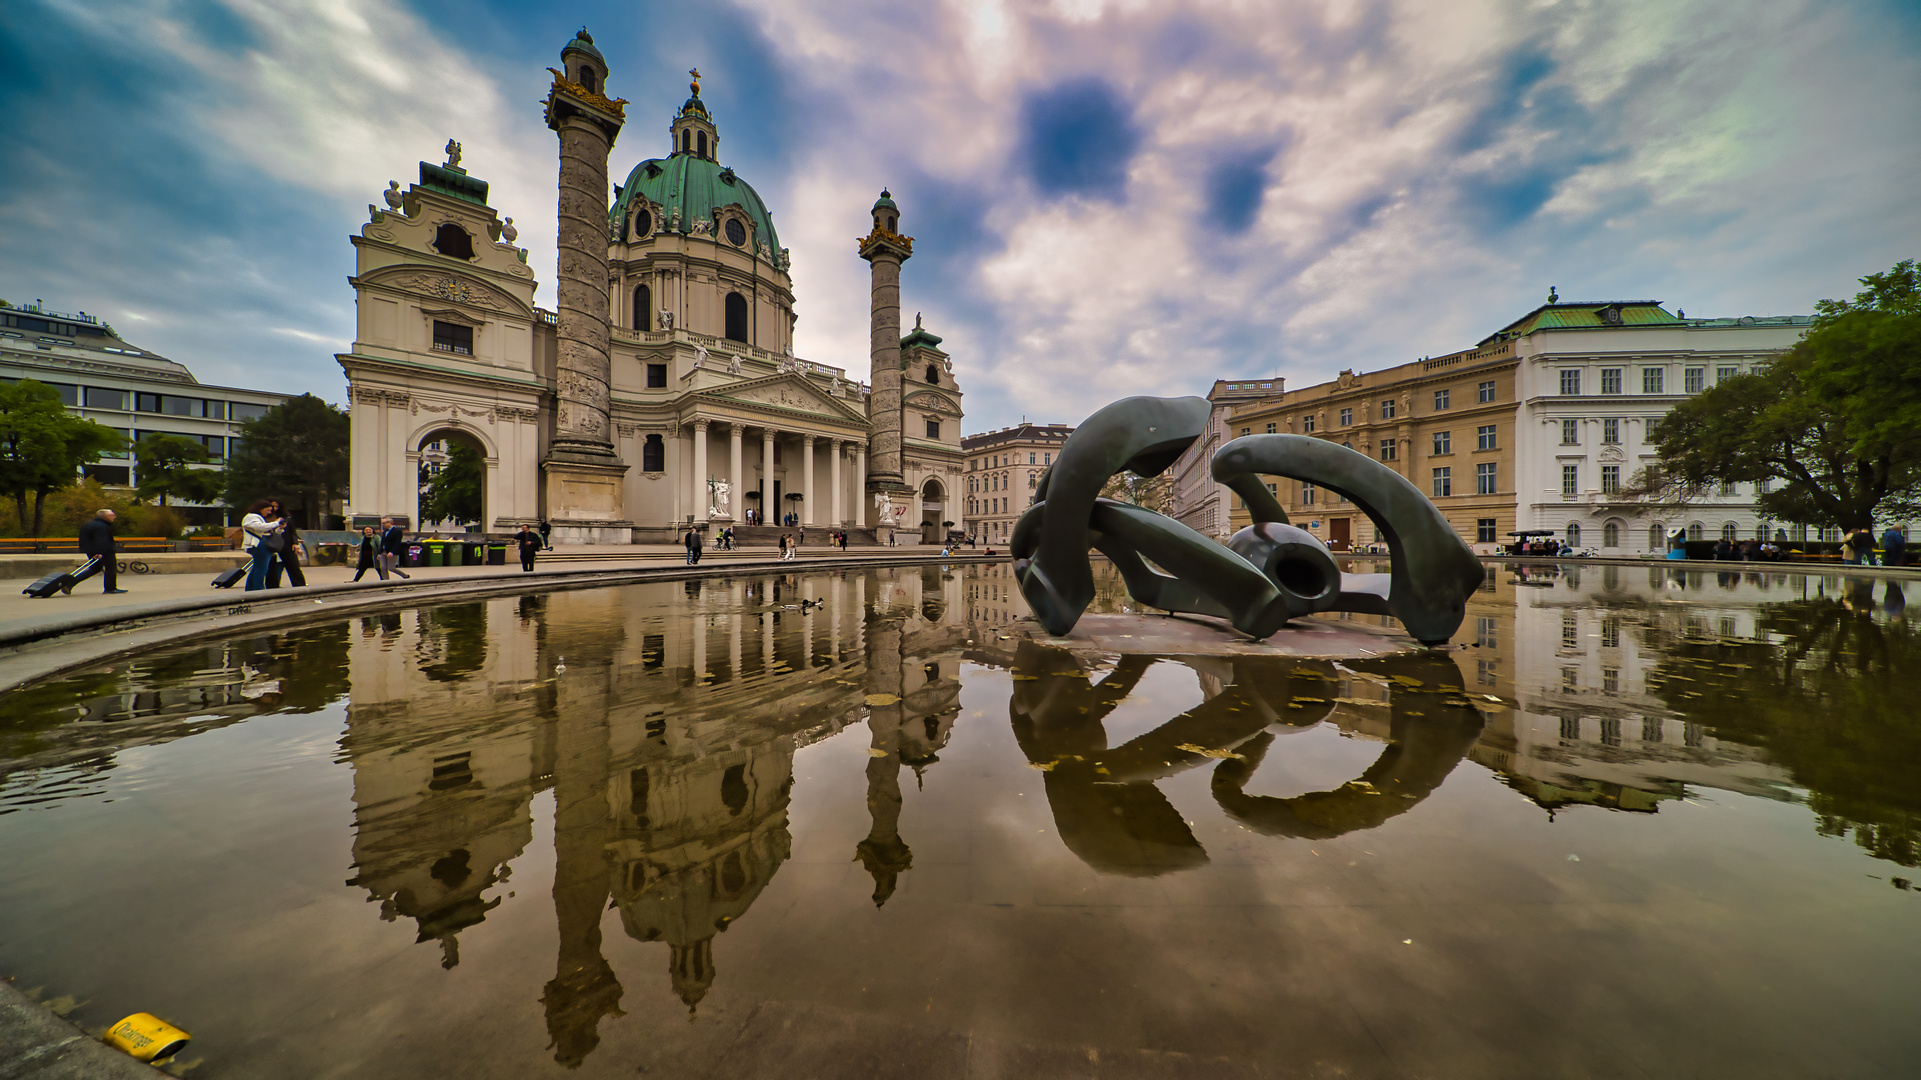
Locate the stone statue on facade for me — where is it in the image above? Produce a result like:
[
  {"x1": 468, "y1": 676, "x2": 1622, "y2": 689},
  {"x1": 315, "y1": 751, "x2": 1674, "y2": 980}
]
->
[
  {"x1": 777, "y1": 248, "x2": 791, "y2": 272},
  {"x1": 876, "y1": 490, "x2": 895, "y2": 522},
  {"x1": 693, "y1": 343, "x2": 708, "y2": 369},
  {"x1": 382, "y1": 180, "x2": 403, "y2": 211},
  {"x1": 709, "y1": 477, "x2": 730, "y2": 519},
  {"x1": 658, "y1": 309, "x2": 674, "y2": 332},
  {"x1": 670, "y1": 206, "x2": 681, "y2": 231},
  {"x1": 501, "y1": 217, "x2": 518, "y2": 242},
  {"x1": 727, "y1": 353, "x2": 742, "y2": 375},
  {"x1": 444, "y1": 139, "x2": 462, "y2": 169},
  {"x1": 691, "y1": 218, "x2": 713, "y2": 236}
]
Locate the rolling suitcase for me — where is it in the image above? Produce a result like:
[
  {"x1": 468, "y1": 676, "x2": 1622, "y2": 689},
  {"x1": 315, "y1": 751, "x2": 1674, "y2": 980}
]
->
[
  {"x1": 23, "y1": 570, "x2": 75, "y2": 598},
  {"x1": 212, "y1": 566, "x2": 247, "y2": 589}
]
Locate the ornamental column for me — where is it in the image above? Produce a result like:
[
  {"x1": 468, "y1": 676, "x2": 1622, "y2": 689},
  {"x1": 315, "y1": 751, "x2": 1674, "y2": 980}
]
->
[
  {"x1": 829, "y1": 440, "x2": 844, "y2": 526},
  {"x1": 854, "y1": 448, "x2": 868, "y2": 527},
  {"x1": 691, "y1": 420, "x2": 709, "y2": 523},
  {"x1": 542, "y1": 30, "x2": 631, "y2": 543},
  {"x1": 727, "y1": 423, "x2": 743, "y2": 524},
  {"x1": 801, "y1": 434, "x2": 817, "y2": 526},
  {"x1": 762, "y1": 428, "x2": 776, "y2": 524},
  {"x1": 858, "y1": 190, "x2": 913, "y2": 512}
]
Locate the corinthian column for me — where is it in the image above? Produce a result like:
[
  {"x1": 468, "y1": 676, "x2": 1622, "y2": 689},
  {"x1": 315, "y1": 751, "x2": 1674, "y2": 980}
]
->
[
  {"x1": 801, "y1": 434, "x2": 817, "y2": 526},
  {"x1": 691, "y1": 420, "x2": 709, "y2": 521},
  {"x1": 727, "y1": 423, "x2": 742, "y2": 524},
  {"x1": 858, "y1": 191, "x2": 912, "y2": 503},
  {"x1": 829, "y1": 440, "x2": 844, "y2": 526}
]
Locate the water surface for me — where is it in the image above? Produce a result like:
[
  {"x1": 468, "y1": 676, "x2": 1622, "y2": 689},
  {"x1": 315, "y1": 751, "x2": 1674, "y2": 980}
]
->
[{"x1": 1, "y1": 562, "x2": 1917, "y2": 1078}]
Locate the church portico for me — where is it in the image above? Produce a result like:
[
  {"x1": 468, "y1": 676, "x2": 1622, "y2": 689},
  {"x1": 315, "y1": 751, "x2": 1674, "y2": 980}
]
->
[{"x1": 339, "y1": 36, "x2": 960, "y2": 542}]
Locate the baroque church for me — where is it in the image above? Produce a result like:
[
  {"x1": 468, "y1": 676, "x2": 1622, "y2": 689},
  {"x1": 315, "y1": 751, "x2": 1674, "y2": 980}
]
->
[{"x1": 338, "y1": 30, "x2": 964, "y2": 544}]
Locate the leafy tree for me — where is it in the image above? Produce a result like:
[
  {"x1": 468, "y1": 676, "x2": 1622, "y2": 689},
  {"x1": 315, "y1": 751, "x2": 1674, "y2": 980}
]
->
[
  {"x1": 1098, "y1": 470, "x2": 1174, "y2": 516},
  {"x1": 420, "y1": 441, "x2": 484, "y2": 525},
  {"x1": 1640, "y1": 260, "x2": 1921, "y2": 531},
  {"x1": 221, "y1": 394, "x2": 349, "y2": 529},
  {"x1": 0, "y1": 379, "x2": 127, "y2": 535},
  {"x1": 134, "y1": 433, "x2": 222, "y2": 507}
]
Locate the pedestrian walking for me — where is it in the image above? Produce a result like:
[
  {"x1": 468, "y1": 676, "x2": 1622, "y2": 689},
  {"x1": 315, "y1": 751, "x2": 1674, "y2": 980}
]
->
[
  {"x1": 517, "y1": 523, "x2": 541, "y2": 572},
  {"x1": 1883, "y1": 525, "x2": 1907, "y2": 568},
  {"x1": 380, "y1": 516, "x2": 412, "y2": 579},
  {"x1": 684, "y1": 526, "x2": 702, "y2": 565},
  {"x1": 67, "y1": 508, "x2": 128, "y2": 594},
  {"x1": 266, "y1": 501, "x2": 307, "y2": 588},
  {"x1": 240, "y1": 499, "x2": 283, "y2": 591},
  {"x1": 1854, "y1": 527, "x2": 1879, "y2": 566},
  {"x1": 538, "y1": 518, "x2": 553, "y2": 551},
  {"x1": 351, "y1": 525, "x2": 386, "y2": 581}
]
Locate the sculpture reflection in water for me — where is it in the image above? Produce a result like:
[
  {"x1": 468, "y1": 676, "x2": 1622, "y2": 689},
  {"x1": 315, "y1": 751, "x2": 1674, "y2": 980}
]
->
[
  {"x1": 1013, "y1": 396, "x2": 1484, "y2": 644},
  {"x1": 997, "y1": 640, "x2": 1485, "y2": 872}
]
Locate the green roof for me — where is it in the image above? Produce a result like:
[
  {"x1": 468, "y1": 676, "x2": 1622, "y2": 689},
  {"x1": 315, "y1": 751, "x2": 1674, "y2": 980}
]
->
[
  {"x1": 419, "y1": 161, "x2": 488, "y2": 206},
  {"x1": 1480, "y1": 301, "x2": 1679, "y2": 345},
  {"x1": 610, "y1": 153, "x2": 781, "y2": 254},
  {"x1": 562, "y1": 28, "x2": 603, "y2": 64},
  {"x1": 872, "y1": 189, "x2": 897, "y2": 212}
]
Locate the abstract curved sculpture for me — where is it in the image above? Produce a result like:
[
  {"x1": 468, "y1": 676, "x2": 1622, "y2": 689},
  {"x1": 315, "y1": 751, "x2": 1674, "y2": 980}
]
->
[{"x1": 1011, "y1": 396, "x2": 1485, "y2": 645}]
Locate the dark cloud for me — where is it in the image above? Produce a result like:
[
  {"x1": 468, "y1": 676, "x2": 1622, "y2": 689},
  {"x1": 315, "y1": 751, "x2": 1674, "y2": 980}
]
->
[
  {"x1": 1202, "y1": 148, "x2": 1279, "y2": 234},
  {"x1": 1017, "y1": 79, "x2": 1140, "y2": 201}
]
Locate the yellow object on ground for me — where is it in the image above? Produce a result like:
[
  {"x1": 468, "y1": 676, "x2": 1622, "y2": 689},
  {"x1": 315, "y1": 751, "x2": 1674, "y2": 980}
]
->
[{"x1": 104, "y1": 1012, "x2": 190, "y2": 1062}]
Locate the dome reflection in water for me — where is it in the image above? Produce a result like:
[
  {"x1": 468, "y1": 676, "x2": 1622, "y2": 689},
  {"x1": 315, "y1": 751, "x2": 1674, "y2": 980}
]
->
[{"x1": 1, "y1": 563, "x2": 1918, "y2": 1078}]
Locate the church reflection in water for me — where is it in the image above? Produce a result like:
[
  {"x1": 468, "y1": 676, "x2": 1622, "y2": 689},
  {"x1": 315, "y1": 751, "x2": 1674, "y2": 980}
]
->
[{"x1": 335, "y1": 568, "x2": 969, "y2": 1063}]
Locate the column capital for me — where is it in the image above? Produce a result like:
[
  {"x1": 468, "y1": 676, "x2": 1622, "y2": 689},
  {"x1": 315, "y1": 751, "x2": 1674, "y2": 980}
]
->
[
  {"x1": 800, "y1": 433, "x2": 817, "y2": 446},
  {"x1": 725, "y1": 420, "x2": 742, "y2": 435},
  {"x1": 762, "y1": 427, "x2": 779, "y2": 440},
  {"x1": 692, "y1": 417, "x2": 711, "y2": 432}
]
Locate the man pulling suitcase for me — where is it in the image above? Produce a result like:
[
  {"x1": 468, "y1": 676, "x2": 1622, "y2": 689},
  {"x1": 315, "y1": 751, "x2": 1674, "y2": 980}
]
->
[{"x1": 67, "y1": 508, "x2": 128, "y2": 595}]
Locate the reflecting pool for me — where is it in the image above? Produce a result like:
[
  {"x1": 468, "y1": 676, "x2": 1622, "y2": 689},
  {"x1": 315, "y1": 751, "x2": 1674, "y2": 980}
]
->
[{"x1": 2, "y1": 562, "x2": 1918, "y2": 1078}]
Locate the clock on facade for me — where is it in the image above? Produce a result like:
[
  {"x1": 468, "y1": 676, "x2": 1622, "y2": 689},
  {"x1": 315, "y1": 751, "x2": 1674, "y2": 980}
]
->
[{"x1": 725, "y1": 218, "x2": 746, "y2": 246}]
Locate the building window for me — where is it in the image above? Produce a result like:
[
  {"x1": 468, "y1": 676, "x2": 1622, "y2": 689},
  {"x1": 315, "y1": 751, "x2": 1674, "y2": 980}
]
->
[
  {"x1": 431, "y1": 223, "x2": 474, "y2": 259},
  {"x1": 1645, "y1": 417, "x2": 1661, "y2": 440},
  {"x1": 230, "y1": 402, "x2": 270, "y2": 422},
  {"x1": 1301, "y1": 482, "x2": 1316, "y2": 505},
  {"x1": 1559, "y1": 369, "x2": 1581, "y2": 395},
  {"x1": 646, "y1": 363, "x2": 667, "y2": 388},
  {"x1": 1264, "y1": 422, "x2": 1276, "y2": 434},
  {"x1": 1684, "y1": 367, "x2": 1705, "y2": 394},
  {"x1": 634, "y1": 284, "x2": 651, "y2": 330},
  {"x1": 1432, "y1": 431, "x2": 1451, "y2": 455},
  {"x1": 1717, "y1": 366, "x2": 1738, "y2": 382},
  {"x1": 1477, "y1": 518, "x2": 1497, "y2": 543},
  {"x1": 431, "y1": 321, "x2": 473, "y2": 354},
  {"x1": 1431, "y1": 467, "x2": 1451, "y2": 497},
  {"x1": 926, "y1": 364, "x2": 940, "y2": 384},
  {"x1": 724, "y1": 292, "x2": 748, "y2": 343},
  {"x1": 1478, "y1": 380, "x2": 1496, "y2": 403},
  {"x1": 1434, "y1": 388, "x2": 1451, "y2": 411},
  {"x1": 1562, "y1": 612, "x2": 1579, "y2": 647},
  {"x1": 1240, "y1": 427, "x2": 1250, "y2": 437},
  {"x1": 1476, "y1": 462, "x2": 1496, "y2": 494},
  {"x1": 1601, "y1": 368, "x2": 1622, "y2": 394},
  {"x1": 1381, "y1": 398, "x2": 1397, "y2": 419},
  {"x1": 1603, "y1": 418, "x2": 1619, "y2": 444},
  {"x1": 1043, "y1": 453, "x2": 1051, "y2": 465},
  {"x1": 1029, "y1": 453, "x2": 1037, "y2": 464},
  {"x1": 1603, "y1": 521, "x2": 1620, "y2": 547},
  {"x1": 1718, "y1": 480, "x2": 1737, "y2": 496},
  {"x1": 1476, "y1": 424, "x2": 1496, "y2": 450},
  {"x1": 926, "y1": 419, "x2": 941, "y2": 439},
  {"x1": 1722, "y1": 521, "x2": 1739, "y2": 541},
  {"x1": 1643, "y1": 367, "x2": 1664, "y2": 393},
  {"x1": 83, "y1": 387, "x2": 128, "y2": 410},
  {"x1": 642, "y1": 434, "x2": 664, "y2": 471},
  {"x1": 1562, "y1": 464, "x2": 1579, "y2": 495},
  {"x1": 1602, "y1": 465, "x2": 1620, "y2": 493},
  {"x1": 1339, "y1": 407, "x2": 1352, "y2": 425},
  {"x1": 1560, "y1": 419, "x2": 1578, "y2": 445},
  {"x1": 1476, "y1": 615, "x2": 1498, "y2": 648},
  {"x1": 1302, "y1": 415, "x2": 1316, "y2": 433},
  {"x1": 1379, "y1": 439, "x2": 1397, "y2": 461}
]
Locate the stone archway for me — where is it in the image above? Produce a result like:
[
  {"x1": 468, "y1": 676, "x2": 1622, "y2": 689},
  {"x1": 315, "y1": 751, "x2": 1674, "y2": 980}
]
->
[
  {"x1": 416, "y1": 426, "x2": 490, "y2": 531},
  {"x1": 919, "y1": 478, "x2": 946, "y2": 544}
]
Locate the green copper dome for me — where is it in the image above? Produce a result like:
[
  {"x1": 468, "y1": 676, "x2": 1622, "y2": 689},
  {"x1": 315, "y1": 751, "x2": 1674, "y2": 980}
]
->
[
  {"x1": 562, "y1": 28, "x2": 603, "y2": 64},
  {"x1": 610, "y1": 153, "x2": 782, "y2": 257},
  {"x1": 872, "y1": 188, "x2": 897, "y2": 212}
]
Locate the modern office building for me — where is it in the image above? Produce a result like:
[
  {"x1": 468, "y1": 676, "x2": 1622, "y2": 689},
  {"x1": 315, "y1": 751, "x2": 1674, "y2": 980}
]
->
[
  {"x1": 961, "y1": 423, "x2": 1074, "y2": 543},
  {"x1": 0, "y1": 299, "x2": 294, "y2": 523}
]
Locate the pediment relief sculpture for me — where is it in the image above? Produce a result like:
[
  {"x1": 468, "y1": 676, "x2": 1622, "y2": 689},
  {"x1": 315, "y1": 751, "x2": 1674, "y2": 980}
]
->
[{"x1": 364, "y1": 268, "x2": 523, "y2": 315}]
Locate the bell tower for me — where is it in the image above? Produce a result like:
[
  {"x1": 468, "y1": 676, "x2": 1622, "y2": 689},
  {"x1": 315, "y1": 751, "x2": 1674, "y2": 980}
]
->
[
  {"x1": 542, "y1": 28, "x2": 631, "y2": 542},
  {"x1": 669, "y1": 68, "x2": 720, "y2": 160},
  {"x1": 859, "y1": 189, "x2": 914, "y2": 515}
]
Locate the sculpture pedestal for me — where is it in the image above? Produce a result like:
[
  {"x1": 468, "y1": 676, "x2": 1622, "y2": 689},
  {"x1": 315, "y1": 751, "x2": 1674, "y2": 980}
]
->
[
  {"x1": 542, "y1": 458, "x2": 633, "y2": 545},
  {"x1": 1006, "y1": 612, "x2": 1419, "y2": 661}
]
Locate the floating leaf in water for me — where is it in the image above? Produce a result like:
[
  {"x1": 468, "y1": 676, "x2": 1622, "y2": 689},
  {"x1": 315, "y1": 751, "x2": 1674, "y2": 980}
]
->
[
  {"x1": 1391, "y1": 675, "x2": 1425, "y2": 688},
  {"x1": 864, "y1": 693, "x2": 901, "y2": 706},
  {"x1": 1011, "y1": 674, "x2": 1039, "y2": 681},
  {"x1": 1175, "y1": 743, "x2": 1245, "y2": 760},
  {"x1": 1093, "y1": 766, "x2": 1110, "y2": 775},
  {"x1": 1291, "y1": 696, "x2": 1328, "y2": 703},
  {"x1": 1289, "y1": 668, "x2": 1326, "y2": 679},
  {"x1": 1333, "y1": 697, "x2": 1386, "y2": 706},
  {"x1": 1025, "y1": 760, "x2": 1056, "y2": 771},
  {"x1": 868, "y1": 748, "x2": 889, "y2": 758},
  {"x1": 1346, "y1": 780, "x2": 1381, "y2": 794}
]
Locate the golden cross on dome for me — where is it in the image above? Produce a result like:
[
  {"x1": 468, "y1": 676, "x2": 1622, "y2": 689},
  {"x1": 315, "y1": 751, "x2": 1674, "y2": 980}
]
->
[{"x1": 689, "y1": 68, "x2": 702, "y2": 94}]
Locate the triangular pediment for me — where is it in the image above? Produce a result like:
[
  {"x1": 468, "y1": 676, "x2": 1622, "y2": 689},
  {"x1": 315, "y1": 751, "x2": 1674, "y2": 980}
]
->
[{"x1": 702, "y1": 372, "x2": 864, "y2": 422}]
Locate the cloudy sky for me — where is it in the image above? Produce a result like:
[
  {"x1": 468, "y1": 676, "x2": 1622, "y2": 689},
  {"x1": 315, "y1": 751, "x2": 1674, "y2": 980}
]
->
[{"x1": 2, "y1": 0, "x2": 1916, "y2": 430}]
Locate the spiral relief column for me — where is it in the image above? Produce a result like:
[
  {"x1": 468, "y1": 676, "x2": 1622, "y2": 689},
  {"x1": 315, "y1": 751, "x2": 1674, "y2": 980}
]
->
[
  {"x1": 541, "y1": 29, "x2": 631, "y2": 543},
  {"x1": 858, "y1": 189, "x2": 914, "y2": 538}
]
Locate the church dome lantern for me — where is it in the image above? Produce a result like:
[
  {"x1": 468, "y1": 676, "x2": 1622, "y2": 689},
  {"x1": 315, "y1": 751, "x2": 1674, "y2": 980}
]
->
[
  {"x1": 669, "y1": 68, "x2": 719, "y2": 161},
  {"x1": 560, "y1": 27, "x2": 607, "y2": 98}
]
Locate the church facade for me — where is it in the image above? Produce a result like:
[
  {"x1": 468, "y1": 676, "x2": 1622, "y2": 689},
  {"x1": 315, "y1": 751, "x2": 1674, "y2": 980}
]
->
[{"x1": 337, "y1": 32, "x2": 963, "y2": 544}]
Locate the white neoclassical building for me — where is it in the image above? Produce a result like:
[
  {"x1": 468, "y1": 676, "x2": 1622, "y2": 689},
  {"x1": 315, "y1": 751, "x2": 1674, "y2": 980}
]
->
[
  {"x1": 338, "y1": 36, "x2": 962, "y2": 543},
  {"x1": 1499, "y1": 301, "x2": 1811, "y2": 552}
]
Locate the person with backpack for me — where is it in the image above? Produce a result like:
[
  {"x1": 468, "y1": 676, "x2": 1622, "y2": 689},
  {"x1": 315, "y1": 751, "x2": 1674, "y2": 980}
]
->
[
  {"x1": 351, "y1": 525, "x2": 386, "y2": 582},
  {"x1": 67, "y1": 508, "x2": 127, "y2": 595},
  {"x1": 1883, "y1": 525, "x2": 1908, "y2": 568}
]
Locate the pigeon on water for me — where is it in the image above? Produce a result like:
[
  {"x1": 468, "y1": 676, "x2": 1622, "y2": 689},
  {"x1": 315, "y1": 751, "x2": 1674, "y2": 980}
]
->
[{"x1": 554, "y1": 657, "x2": 567, "y2": 674}]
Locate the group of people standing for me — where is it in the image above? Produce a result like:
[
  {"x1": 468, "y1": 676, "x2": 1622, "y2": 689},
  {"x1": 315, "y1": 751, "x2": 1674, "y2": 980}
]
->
[
  {"x1": 239, "y1": 498, "x2": 323, "y2": 591},
  {"x1": 1843, "y1": 526, "x2": 1909, "y2": 566}
]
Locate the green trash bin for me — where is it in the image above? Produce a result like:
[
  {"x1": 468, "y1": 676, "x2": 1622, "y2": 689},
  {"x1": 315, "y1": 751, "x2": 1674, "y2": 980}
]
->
[
  {"x1": 487, "y1": 543, "x2": 507, "y2": 566},
  {"x1": 426, "y1": 542, "x2": 445, "y2": 567}
]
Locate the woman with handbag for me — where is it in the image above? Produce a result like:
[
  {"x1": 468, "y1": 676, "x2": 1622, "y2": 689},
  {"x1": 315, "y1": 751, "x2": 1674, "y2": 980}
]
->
[
  {"x1": 265, "y1": 501, "x2": 307, "y2": 587},
  {"x1": 351, "y1": 525, "x2": 386, "y2": 581},
  {"x1": 240, "y1": 499, "x2": 283, "y2": 591}
]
